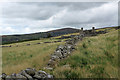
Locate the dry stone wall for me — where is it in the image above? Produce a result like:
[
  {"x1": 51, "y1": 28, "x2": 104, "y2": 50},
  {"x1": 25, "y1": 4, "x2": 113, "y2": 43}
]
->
[
  {"x1": 1, "y1": 68, "x2": 53, "y2": 80},
  {"x1": 1, "y1": 27, "x2": 108, "y2": 79},
  {"x1": 47, "y1": 33, "x2": 84, "y2": 68}
]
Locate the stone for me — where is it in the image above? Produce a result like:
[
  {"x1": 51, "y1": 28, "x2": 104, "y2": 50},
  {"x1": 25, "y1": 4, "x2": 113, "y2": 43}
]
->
[
  {"x1": 44, "y1": 67, "x2": 53, "y2": 70},
  {"x1": 1, "y1": 73, "x2": 7, "y2": 80},
  {"x1": 11, "y1": 73, "x2": 16, "y2": 79},
  {"x1": 48, "y1": 59, "x2": 55, "y2": 67},
  {"x1": 36, "y1": 70, "x2": 47, "y2": 78},
  {"x1": 5, "y1": 75, "x2": 13, "y2": 80},
  {"x1": 25, "y1": 68, "x2": 36, "y2": 77},
  {"x1": 56, "y1": 45, "x2": 64, "y2": 51},
  {"x1": 19, "y1": 70, "x2": 33, "y2": 80},
  {"x1": 47, "y1": 74, "x2": 53, "y2": 78},
  {"x1": 10, "y1": 73, "x2": 27, "y2": 80},
  {"x1": 33, "y1": 71, "x2": 42, "y2": 79},
  {"x1": 54, "y1": 50, "x2": 63, "y2": 59},
  {"x1": 51, "y1": 55, "x2": 59, "y2": 61},
  {"x1": 15, "y1": 74, "x2": 27, "y2": 80},
  {"x1": 33, "y1": 70, "x2": 53, "y2": 79},
  {"x1": 1, "y1": 69, "x2": 53, "y2": 79}
]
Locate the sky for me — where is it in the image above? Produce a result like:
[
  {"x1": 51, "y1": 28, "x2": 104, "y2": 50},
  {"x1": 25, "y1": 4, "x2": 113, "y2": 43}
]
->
[{"x1": 0, "y1": 1, "x2": 118, "y2": 35}]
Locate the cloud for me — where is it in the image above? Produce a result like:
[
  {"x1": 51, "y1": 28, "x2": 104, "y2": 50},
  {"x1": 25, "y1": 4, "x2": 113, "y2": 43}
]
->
[
  {"x1": 0, "y1": 2, "x2": 118, "y2": 35},
  {"x1": 1, "y1": 2, "x2": 64, "y2": 20},
  {"x1": 52, "y1": 2, "x2": 118, "y2": 26}
]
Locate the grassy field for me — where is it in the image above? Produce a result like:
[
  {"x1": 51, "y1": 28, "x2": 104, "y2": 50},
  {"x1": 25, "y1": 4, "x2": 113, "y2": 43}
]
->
[
  {"x1": 2, "y1": 41, "x2": 65, "y2": 74},
  {"x1": 2, "y1": 28, "x2": 118, "y2": 78},
  {"x1": 2, "y1": 32, "x2": 80, "y2": 74},
  {"x1": 52, "y1": 29, "x2": 118, "y2": 78}
]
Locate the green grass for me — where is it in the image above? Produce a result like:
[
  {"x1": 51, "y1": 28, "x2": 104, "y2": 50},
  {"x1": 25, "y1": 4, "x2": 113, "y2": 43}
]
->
[
  {"x1": 53, "y1": 29, "x2": 118, "y2": 78},
  {"x1": 2, "y1": 41, "x2": 65, "y2": 74},
  {"x1": 2, "y1": 28, "x2": 118, "y2": 78},
  {"x1": 2, "y1": 32, "x2": 79, "y2": 74},
  {"x1": 2, "y1": 38, "x2": 60, "y2": 47}
]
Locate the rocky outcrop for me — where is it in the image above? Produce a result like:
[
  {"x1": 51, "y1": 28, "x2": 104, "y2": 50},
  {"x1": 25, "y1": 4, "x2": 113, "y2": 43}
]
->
[{"x1": 1, "y1": 68, "x2": 53, "y2": 80}]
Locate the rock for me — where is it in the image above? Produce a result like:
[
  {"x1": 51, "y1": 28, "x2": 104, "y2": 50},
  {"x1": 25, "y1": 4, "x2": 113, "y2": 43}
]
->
[
  {"x1": 48, "y1": 59, "x2": 55, "y2": 67},
  {"x1": 15, "y1": 74, "x2": 27, "y2": 80},
  {"x1": 51, "y1": 55, "x2": 59, "y2": 61},
  {"x1": 44, "y1": 67, "x2": 53, "y2": 70},
  {"x1": 66, "y1": 44, "x2": 75, "y2": 51},
  {"x1": 19, "y1": 70, "x2": 33, "y2": 80},
  {"x1": 54, "y1": 50, "x2": 63, "y2": 59},
  {"x1": 33, "y1": 70, "x2": 53, "y2": 79},
  {"x1": 25, "y1": 68, "x2": 36, "y2": 77},
  {"x1": 33, "y1": 73, "x2": 42, "y2": 79},
  {"x1": 5, "y1": 75, "x2": 13, "y2": 80},
  {"x1": 1, "y1": 73, "x2": 7, "y2": 80},
  {"x1": 66, "y1": 40, "x2": 74, "y2": 45},
  {"x1": 47, "y1": 74, "x2": 53, "y2": 78},
  {"x1": 33, "y1": 70, "x2": 47, "y2": 79},
  {"x1": 10, "y1": 73, "x2": 27, "y2": 80},
  {"x1": 56, "y1": 45, "x2": 64, "y2": 51},
  {"x1": 1, "y1": 69, "x2": 53, "y2": 79},
  {"x1": 11, "y1": 73, "x2": 16, "y2": 79}
]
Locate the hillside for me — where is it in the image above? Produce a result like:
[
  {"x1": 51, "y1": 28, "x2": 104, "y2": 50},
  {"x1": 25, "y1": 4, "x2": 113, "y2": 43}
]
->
[
  {"x1": 52, "y1": 28, "x2": 118, "y2": 78},
  {"x1": 2, "y1": 27, "x2": 119, "y2": 78},
  {"x1": 2, "y1": 28, "x2": 79, "y2": 45}
]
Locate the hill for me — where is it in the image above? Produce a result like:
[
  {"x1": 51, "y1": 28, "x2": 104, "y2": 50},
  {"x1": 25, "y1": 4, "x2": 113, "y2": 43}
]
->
[
  {"x1": 2, "y1": 28, "x2": 79, "y2": 45},
  {"x1": 2, "y1": 27, "x2": 119, "y2": 78},
  {"x1": 53, "y1": 28, "x2": 118, "y2": 78}
]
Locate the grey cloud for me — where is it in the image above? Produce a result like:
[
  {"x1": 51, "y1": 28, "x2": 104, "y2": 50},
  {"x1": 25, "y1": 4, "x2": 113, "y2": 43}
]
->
[
  {"x1": 52, "y1": 2, "x2": 117, "y2": 27},
  {"x1": 2, "y1": 2, "x2": 64, "y2": 20},
  {"x1": 2, "y1": 2, "x2": 106, "y2": 20},
  {"x1": 0, "y1": 2, "x2": 118, "y2": 35}
]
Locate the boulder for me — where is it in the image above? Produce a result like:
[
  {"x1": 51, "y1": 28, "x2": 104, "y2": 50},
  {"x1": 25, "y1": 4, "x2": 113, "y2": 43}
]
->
[
  {"x1": 51, "y1": 55, "x2": 59, "y2": 61},
  {"x1": 19, "y1": 70, "x2": 33, "y2": 80},
  {"x1": 48, "y1": 59, "x2": 55, "y2": 67},
  {"x1": 1, "y1": 73, "x2": 7, "y2": 80},
  {"x1": 54, "y1": 50, "x2": 63, "y2": 59},
  {"x1": 10, "y1": 73, "x2": 27, "y2": 80},
  {"x1": 25, "y1": 68, "x2": 36, "y2": 77},
  {"x1": 5, "y1": 75, "x2": 13, "y2": 80},
  {"x1": 1, "y1": 69, "x2": 53, "y2": 79},
  {"x1": 56, "y1": 45, "x2": 65, "y2": 51},
  {"x1": 33, "y1": 70, "x2": 53, "y2": 79}
]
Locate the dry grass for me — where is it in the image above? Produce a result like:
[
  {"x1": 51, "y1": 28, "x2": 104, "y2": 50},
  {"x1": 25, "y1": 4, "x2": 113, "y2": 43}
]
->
[
  {"x1": 54, "y1": 33, "x2": 79, "y2": 39},
  {"x1": 2, "y1": 28, "x2": 119, "y2": 78},
  {"x1": 2, "y1": 41, "x2": 65, "y2": 75},
  {"x1": 53, "y1": 29, "x2": 118, "y2": 78}
]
